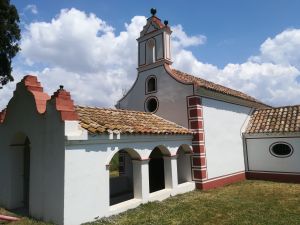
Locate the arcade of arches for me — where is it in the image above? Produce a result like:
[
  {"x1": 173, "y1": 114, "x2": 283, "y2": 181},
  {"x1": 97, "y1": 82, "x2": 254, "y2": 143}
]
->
[{"x1": 108, "y1": 144, "x2": 193, "y2": 206}]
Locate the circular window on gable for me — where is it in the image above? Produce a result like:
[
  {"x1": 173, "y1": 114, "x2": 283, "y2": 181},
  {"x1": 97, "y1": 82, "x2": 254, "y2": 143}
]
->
[
  {"x1": 269, "y1": 142, "x2": 293, "y2": 158},
  {"x1": 145, "y1": 97, "x2": 158, "y2": 113}
]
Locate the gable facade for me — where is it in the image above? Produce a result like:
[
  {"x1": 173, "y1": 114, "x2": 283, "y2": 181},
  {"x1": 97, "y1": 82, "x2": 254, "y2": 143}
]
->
[{"x1": 117, "y1": 10, "x2": 270, "y2": 189}]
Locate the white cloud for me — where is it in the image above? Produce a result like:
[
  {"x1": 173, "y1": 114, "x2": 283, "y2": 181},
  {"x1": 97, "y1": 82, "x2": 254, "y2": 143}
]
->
[
  {"x1": 1, "y1": 8, "x2": 300, "y2": 110},
  {"x1": 173, "y1": 29, "x2": 300, "y2": 106},
  {"x1": 171, "y1": 24, "x2": 206, "y2": 48},
  {"x1": 250, "y1": 28, "x2": 300, "y2": 69},
  {"x1": 25, "y1": 4, "x2": 38, "y2": 14},
  {"x1": 1, "y1": 8, "x2": 145, "y2": 109},
  {"x1": 21, "y1": 8, "x2": 142, "y2": 73}
]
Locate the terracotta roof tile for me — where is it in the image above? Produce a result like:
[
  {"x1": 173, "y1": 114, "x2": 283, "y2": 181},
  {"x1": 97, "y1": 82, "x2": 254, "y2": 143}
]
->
[
  {"x1": 245, "y1": 105, "x2": 300, "y2": 134},
  {"x1": 75, "y1": 106, "x2": 191, "y2": 135},
  {"x1": 169, "y1": 68, "x2": 269, "y2": 107}
]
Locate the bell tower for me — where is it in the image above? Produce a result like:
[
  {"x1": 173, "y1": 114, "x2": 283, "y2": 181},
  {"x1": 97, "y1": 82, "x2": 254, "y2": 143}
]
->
[{"x1": 137, "y1": 8, "x2": 172, "y2": 70}]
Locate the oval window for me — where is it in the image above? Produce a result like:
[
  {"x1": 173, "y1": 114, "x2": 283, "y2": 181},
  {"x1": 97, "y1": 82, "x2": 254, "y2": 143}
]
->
[
  {"x1": 269, "y1": 142, "x2": 293, "y2": 158},
  {"x1": 145, "y1": 97, "x2": 158, "y2": 113}
]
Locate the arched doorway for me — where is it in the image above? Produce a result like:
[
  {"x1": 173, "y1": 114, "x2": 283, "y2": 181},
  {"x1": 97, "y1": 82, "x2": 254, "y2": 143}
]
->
[
  {"x1": 109, "y1": 148, "x2": 141, "y2": 205},
  {"x1": 177, "y1": 145, "x2": 193, "y2": 184},
  {"x1": 149, "y1": 147, "x2": 168, "y2": 193},
  {"x1": 10, "y1": 133, "x2": 31, "y2": 210}
]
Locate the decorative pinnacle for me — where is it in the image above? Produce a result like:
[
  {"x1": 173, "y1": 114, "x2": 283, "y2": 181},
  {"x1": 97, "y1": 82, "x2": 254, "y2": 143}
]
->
[
  {"x1": 150, "y1": 8, "x2": 156, "y2": 16},
  {"x1": 164, "y1": 20, "x2": 168, "y2": 26},
  {"x1": 59, "y1": 85, "x2": 64, "y2": 90}
]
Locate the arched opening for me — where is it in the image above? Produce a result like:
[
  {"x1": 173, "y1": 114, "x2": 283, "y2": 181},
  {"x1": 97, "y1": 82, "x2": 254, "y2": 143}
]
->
[
  {"x1": 177, "y1": 145, "x2": 193, "y2": 184},
  {"x1": 146, "y1": 76, "x2": 157, "y2": 93},
  {"x1": 9, "y1": 132, "x2": 31, "y2": 210},
  {"x1": 109, "y1": 148, "x2": 141, "y2": 206},
  {"x1": 149, "y1": 146, "x2": 169, "y2": 193},
  {"x1": 146, "y1": 38, "x2": 156, "y2": 64}
]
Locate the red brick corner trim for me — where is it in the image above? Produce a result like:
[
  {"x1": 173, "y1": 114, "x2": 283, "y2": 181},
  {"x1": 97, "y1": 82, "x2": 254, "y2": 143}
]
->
[
  {"x1": 196, "y1": 171, "x2": 246, "y2": 190},
  {"x1": 187, "y1": 95, "x2": 208, "y2": 186},
  {"x1": 51, "y1": 86, "x2": 79, "y2": 121},
  {"x1": 246, "y1": 171, "x2": 300, "y2": 183}
]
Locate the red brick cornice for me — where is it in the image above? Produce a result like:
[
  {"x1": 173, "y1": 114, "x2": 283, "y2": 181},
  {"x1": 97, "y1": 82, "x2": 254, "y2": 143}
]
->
[
  {"x1": 51, "y1": 86, "x2": 79, "y2": 121},
  {"x1": 20, "y1": 75, "x2": 51, "y2": 114},
  {"x1": 1, "y1": 75, "x2": 79, "y2": 123}
]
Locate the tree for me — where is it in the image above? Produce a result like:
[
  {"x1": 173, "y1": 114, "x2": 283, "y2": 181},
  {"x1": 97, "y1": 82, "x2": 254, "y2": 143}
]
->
[{"x1": 0, "y1": 0, "x2": 21, "y2": 88}]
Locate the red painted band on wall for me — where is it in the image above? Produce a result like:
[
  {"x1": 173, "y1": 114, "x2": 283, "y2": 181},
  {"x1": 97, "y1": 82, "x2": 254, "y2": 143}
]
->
[
  {"x1": 190, "y1": 120, "x2": 203, "y2": 129},
  {"x1": 189, "y1": 108, "x2": 202, "y2": 118},
  {"x1": 193, "y1": 169, "x2": 207, "y2": 180},
  {"x1": 188, "y1": 97, "x2": 202, "y2": 106},
  {"x1": 196, "y1": 172, "x2": 246, "y2": 190},
  {"x1": 246, "y1": 171, "x2": 300, "y2": 183},
  {"x1": 192, "y1": 132, "x2": 204, "y2": 142},
  {"x1": 192, "y1": 156, "x2": 206, "y2": 167},
  {"x1": 192, "y1": 144, "x2": 206, "y2": 154}
]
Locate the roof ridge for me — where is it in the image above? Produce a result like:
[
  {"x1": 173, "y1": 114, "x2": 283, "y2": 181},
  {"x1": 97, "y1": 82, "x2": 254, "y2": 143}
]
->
[
  {"x1": 75, "y1": 105, "x2": 153, "y2": 115},
  {"x1": 255, "y1": 104, "x2": 300, "y2": 111},
  {"x1": 75, "y1": 106, "x2": 192, "y2": 135},
  {"x1": 172, "y1": 69, "x2": 254, "y2": 97},
  {"x1": 169, "y1": 67, "x2": 270, "y2": 108},
  {"x1": 151, "y1": 113, "x2": 190, "y2": 130},
  {"x1": 246, "y1": 102, "x2": 300, "y2": 134}
]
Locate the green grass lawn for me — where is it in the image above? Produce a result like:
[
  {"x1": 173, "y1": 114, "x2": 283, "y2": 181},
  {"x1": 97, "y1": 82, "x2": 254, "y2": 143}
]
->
[{"x1": 1, "y1": 180, "x2": 300, "y2": 225}]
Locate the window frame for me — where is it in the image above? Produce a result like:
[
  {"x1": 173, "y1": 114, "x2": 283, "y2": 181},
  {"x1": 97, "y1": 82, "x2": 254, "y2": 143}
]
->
[
  {"x1": 145, "y1": 75, "x2": 157, "y2": 94},
  {"x1": 269, "y1": 141, "x2": 294, "y2": 158},
  {"x1": 144, "y1": 96, "x2": 159, "y2": 113}
]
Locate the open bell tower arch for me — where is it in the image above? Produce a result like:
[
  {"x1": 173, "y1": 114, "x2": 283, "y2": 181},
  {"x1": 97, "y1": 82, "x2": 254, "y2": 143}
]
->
[{"x1": 137, "y1": 8, "x2": 172, "y2": 69}]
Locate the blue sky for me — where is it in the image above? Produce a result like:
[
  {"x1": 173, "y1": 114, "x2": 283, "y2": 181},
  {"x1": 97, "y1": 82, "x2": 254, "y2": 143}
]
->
[
  {"x1": 2, "y1": 0, "x2": 300, "y2": 108},
  {"x1": 13, "y1": 0, "x2": 300, "y2": 67}
]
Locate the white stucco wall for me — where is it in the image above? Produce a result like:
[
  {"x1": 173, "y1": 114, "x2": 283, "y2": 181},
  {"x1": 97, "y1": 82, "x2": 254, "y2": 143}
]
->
[
  {"x1": 245, "y1": 136, "x2": 300, "y2": 173},
  {"x1": 0, "y1": 88, "x2": 65, "y2": 225},
  {"x1": 63, "y1": 134, "x2": 194, "y2": 225},
  {"x1": 118, "y1": 65, "x2": 194, "y2": 128},
  {"x1": 202, "y1": 97, "x2": 252, "y2": 179}
]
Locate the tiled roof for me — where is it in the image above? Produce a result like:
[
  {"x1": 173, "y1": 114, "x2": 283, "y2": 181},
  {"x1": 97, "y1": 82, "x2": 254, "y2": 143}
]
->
[
  {"x1": 170, "y1": 68, "x2": 269, "y2": 107},
  {"x1": 245, "y1": 105, "x2": 300, "y2": 134},
  {"x1": 75, "y1": 106, "x2": 191, "y2": 135}
]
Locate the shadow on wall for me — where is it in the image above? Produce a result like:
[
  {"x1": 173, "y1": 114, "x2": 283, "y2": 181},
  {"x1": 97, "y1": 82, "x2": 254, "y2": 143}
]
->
[
  {"x1": 109, "y1": 149, "x2": 140, "y2": 206},
  {"x1": 9, "y1": 132, "x2": 31, "y2": 214}
]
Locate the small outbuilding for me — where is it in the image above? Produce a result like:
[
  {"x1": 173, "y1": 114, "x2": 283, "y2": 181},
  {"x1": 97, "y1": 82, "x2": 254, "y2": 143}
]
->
[{"x1": 244, "y1": 106, "x2": 300, "y2": 182}]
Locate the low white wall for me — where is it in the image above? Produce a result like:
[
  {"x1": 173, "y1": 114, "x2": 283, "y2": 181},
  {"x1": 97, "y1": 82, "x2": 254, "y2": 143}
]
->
[
  {"x1": 246, "y1": 136, "x2": 300, "y2": 172},
  {"x1": 0, "y1": 89, "x2": 65, "y2": 225},
  {"x1": 202, "y1": 97, "x2": 252, "y2": 179},
  {"x1": 63, "y1": 134, "x2": 194, "y2": 225}
]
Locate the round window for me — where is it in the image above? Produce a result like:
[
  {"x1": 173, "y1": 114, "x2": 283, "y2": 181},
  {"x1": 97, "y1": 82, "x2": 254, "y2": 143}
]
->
[
  {"x1": 269, "y1": 142, "x2": 293, "y2": 158},
  {"x1": 145, "y1": 97, "x2": 158, "y2": 113}
]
